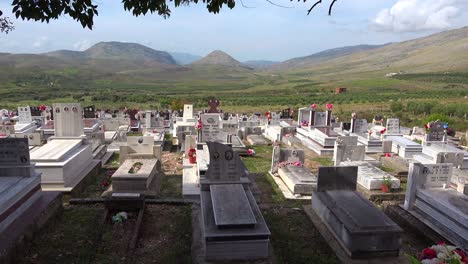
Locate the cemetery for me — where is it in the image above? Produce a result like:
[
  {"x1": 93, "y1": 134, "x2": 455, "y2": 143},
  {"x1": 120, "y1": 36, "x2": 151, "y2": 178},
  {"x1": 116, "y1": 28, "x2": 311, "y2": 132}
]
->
[{"x1": 0, "y1": 100, "x2": 467, "y2": 264}]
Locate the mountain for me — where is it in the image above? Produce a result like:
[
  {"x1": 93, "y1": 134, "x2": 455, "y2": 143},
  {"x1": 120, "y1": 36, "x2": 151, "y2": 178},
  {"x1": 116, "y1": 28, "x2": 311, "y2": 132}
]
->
[
  {"x1": 191, "y1": 50, "x2": 245, "y2": 67},
  {"x1": 43, "y1": 41, "x2": 177, "y2": 65},
  {"x1": 273, "y1": 44, "x2": 389, "y2": 70},
  {"x1": 243, "y1": 60, "x2": 279, "y2": 69},
  {"x1": 287, "y1": 26, "x2": 468, "y2": 75},
  {"x1": 170, "y1": 52, "x2": 202, "y2": 65}
]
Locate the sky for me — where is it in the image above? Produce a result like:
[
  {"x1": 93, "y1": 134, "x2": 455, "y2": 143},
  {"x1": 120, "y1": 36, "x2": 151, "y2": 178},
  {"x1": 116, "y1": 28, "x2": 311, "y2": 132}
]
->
[{"x1": 1, "y1": 0, "x2": 468, "y2": 61}]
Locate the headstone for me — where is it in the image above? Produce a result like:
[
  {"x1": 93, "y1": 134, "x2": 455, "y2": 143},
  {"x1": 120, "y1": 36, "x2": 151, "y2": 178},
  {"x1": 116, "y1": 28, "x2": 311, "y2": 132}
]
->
[
  {"x1": 183, "y1": 104, "x2": 194, "y2": 121},
  {"x1": 316, "y1": 166, "x2": 358, "y2": 192},
  {"x1": 53, "y1": 103, "x2": 84, "y2": 137},
  {"x1": 0, "y1": 124, "x2": 15, "y2": 136},
  {"x1": 9, "y1": 133, "x2": 42, "y2": 146},
  {"x1": 271, "y1": 146, "x2": 304, "y2": 174},
  {"x1": 353, "y1": 119, "x2": 368, "y2": 134},
  {"x1": 426, "y1": 120, "x2": 446, "y2": 142},
  {"x1": 30, "y1": 106, "x2": 42, "y2": 117},
  {"x1": 0, "y1": 138, "x2": 34, "y2": 177},
  {"x1": 207, "y1": 99, "x2": 220, "y2": 113},
  {"x1": 127, "y1": 136, "x2": 154, "y2": 154},
  {"x1": 333, "y1": 136, "x2": 365, "y2": 166},
  {"x1": 83, "y1": 105, "x2": 96, "y2": 118},
  {"x1": 204, "y1": 142, "x2": 247, "y2": 181},
  {"x1": 17, "y1": 106, "x2": 33, "y2": 124},
  {"x1": 314, "y1": 112, "x2": 327, "y2": 127},
  {"x1": 200, "y1": 114, "x2": 225, "y2": 142},
  {"x1": 386, "y1": 118, "x2": 400, "y2": 134}
]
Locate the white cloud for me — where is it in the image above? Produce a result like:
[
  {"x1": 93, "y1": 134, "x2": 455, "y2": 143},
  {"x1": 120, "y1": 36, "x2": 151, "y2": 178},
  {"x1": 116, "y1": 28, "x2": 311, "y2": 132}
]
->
[
  {"x1": 371, "y1": 0, "x2": 465, "y2": 32},
  {"x1": 73, "y1": 40, "x2": 92, "y2": 51},
  {"x1": 32, "y1": 36, "x2": 49, "y2": 48}
]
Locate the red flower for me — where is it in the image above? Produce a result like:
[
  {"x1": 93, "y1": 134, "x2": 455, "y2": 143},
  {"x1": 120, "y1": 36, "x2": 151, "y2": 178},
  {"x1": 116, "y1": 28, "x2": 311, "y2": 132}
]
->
[
  {"x1": 310, "y1": 103, "x2": 317, "y2": 109},
  {"x1": 325, "y1": 103, "x2": 334, "y2": 110},
  {"x1": 424, "y1": 124, "x2": 429, "y2": 129},
  {"x1": 39, "y1": 104, "x2": 47, "y2": 111},
  {"x1": 437, "y1": 241, "x2": 446, "y2": 245},
  {"x1": 380, "y1": 128, "x2": 387, "y2": 134},
  {"x1": 421, "y1": 248, "x2": 437, "y2": 259},
  {"x1": 102, "y1": 180, "x2": 109, "y2": 187}
]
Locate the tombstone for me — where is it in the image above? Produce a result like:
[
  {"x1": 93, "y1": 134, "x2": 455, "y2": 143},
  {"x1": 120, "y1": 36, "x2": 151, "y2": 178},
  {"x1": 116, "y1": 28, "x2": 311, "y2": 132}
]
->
[
  {"x1": 270, "y1": 146, "x2": 316, "y2": 195},
  {"x1": 351, "y1": 118, "x2": 368, "y2": 134},
  {"x1": 270, "y1": 112, "x2": 281, "y2": 125},
  {"x1": 52, "y1": 103, "x2": 84, "y2": 138},
  {"x1": 311, "y1": 166, "x2": 402, "y2": 258},
  {"x1": 127, "y1": 109, "x2": 139, "y2": 121},
  {"x1": 199, "y1": 142, "x2": 270, "y2": 260},
  {"x1": 333, "y1": 136, "x2": 365, "y2": 166},
  {"x1": 30, "y1": 106, "x2": 42, "y2": 117},
  {"x1": 0, "y1": 124, "x2": 15, "y2": 136},
  {"x1": 200, "y1": 114, "x2": 225, "y2": 143},
  {"x1": 0, "y1": 138, "x2": 32, "y2": 176},
  {"x1": 83, "y1": 105, "x2": 96, "y2": 119},
  {"x1": 385, "y1": 118, "x2": 400, "y2": 135},
  {"x1": 17, "y1": 106, "x2": 32, "y2": 123},
  {"x1": 341, "y1": 122, "x2": 351, "y2": 131},
  {"x1": 9, "y1": 132, "x2": 43, "y2": 146},
  {"x1": 298, "y1": 107, "x2": 313, "y2": 126},
  {"x1": 207, "y1": 99, "x2": 220, "y2": 113},
  {"x1": 425, "y1": 120, "x2": 446, "y2": 142},
  {"x1": 119, "y1": 136, "x2": 161, "y2": 164},
  {"x1": 314, "y1": 112, "x2": 328, "y2": 127},
  {"x1": 404, "y1": 163, "x2": 466, "y2": 249},
  {"x1": 183, "y1": 104, "x2": 194, "y2": 121}
]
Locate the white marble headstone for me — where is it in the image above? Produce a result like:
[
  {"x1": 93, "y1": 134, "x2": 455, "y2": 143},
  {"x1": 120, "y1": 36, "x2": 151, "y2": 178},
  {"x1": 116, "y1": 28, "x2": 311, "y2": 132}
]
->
[
  {"x1": 314, "y1": 112, "x2": 327, "y2": 127},
  {"x1": 386, "y1": 118, "x2": 400, "y2": 134},
  {"x1": 53, "y1": 103, "x2": 84, "y2": 137},
  {"x1": 201, "y1": 114, "x2": 225, "y2": 142},
  {"x1": 183, "y1": 104, "x2": 193, "y2": 121},
  {"x1": 422, "y1": 163, "x2": 453, "y2": 188},
  {"x1": 18, "y1": 106, "x2": 33, "y2": 124}
]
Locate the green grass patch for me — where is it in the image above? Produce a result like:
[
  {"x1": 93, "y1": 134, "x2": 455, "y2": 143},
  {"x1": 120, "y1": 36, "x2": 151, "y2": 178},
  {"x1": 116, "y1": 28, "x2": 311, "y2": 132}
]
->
[
  {"x1": 311, "y1": 157, "x2": 333, "y2": 166},
  {"x1": 20, "y1": 205, "x2": 105, "y2": 264}
]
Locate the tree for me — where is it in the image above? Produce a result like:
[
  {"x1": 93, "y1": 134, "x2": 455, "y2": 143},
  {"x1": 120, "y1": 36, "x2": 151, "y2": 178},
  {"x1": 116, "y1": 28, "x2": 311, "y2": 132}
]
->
[
  {"x1": 0, "y1": 11, "x2": 14, "y2": 34},
  {"x1": 1, "y1": 0, "x2": 339, "y2": 32}
]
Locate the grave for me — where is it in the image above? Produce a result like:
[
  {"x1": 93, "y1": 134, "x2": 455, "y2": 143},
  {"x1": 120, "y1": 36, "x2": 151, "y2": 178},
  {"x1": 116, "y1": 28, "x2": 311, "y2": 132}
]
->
[
  {"x1": 246, "y1": 134, "x2": 269, "y2": 145},
  {"x1": 30, "y1": 103, "x2": 98, "y2": 192},
  {"x1": 310, "y1": 166, "x2": 403, "y2": 259},
  {"x1": 108, "y1": 158, "x2": 160, "y2": 195},
  {"x1": 414, "y1": 142, "x2": 468, "y2": 169},
  {"x1": 424, "y1": 120, "x2": 447, "y2": 143},
  {"x1": 388, "y1": 136, "x2": 423, "y2": 159},
  {"x1": 172, "y1": 104, "x2": 197, "y2": 146},
  {"x1": 270, "y1": 146, "x2": 316, "y2": 197},
  {"x1": 238, "y1": 126, "x2": 262, "y2": 140},
  {"x1": 0, "y1": 138, "x2": 62, "y2": 261},
  {"x1": 199, "y1": 142, "x2": 270, "y2": 260},
  {"x1": 119, "y1": 136, "x2": 162, "y2": 164},
  {"x1": 403, "y1": 162, "x2": 467, "y2": 250},
  {"x1": 350, "y1": 116, "x2": 384, "y2": 153},
  {"x1": 340, "y1": 161, "x2": 401, "y2": 191},
  {"x1": 296, "y1": 105, "x2": 337, "y2": 155},
  {"x1": 15, "y1": 106, "x2": 37, "y2": 134},
  {"x1": 182, "y1": 135, "x2": 199, "y2": 199},
  {"x1": 333, "y1": 136, "x2": 366, "y2": 166}
]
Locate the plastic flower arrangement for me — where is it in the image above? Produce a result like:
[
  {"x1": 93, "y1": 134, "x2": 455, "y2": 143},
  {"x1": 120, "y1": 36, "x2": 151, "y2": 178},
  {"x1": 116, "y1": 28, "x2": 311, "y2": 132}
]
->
[
  {"x1": 247, "y1": 149, "x2": 256, "y2": 156},
  {"x1": 325, "y1": 103, "x2": 334, "y2": 110},
  {"x1": 310, "y1": 103, "x2": 317, "y2": 109},
  {"x1": 39, "y1": 104, "x2": 47, "y2": 111},
  {"x1": 301, "y1": 120, "x2": 309, "y2": 127},
  {"x1": 277, "y1": 161, "x2": 303, "y2": 168},
  {"x1": 380, "y1": 128, "x2": 387, "y2": 134},
  {"x1": 195, "y1": 121, "x2": 202, "y2": 130},
  {"x1": 409, "y1": 243, "x2": 468, "y2": 264}
]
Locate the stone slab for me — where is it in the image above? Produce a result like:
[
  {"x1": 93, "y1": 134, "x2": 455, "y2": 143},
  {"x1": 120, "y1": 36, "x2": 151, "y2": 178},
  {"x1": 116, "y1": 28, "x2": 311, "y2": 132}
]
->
[
  {"x1": 210, "y1": 184, "x2": 257, "y2": 227},
  {"x1": 304, "y1": 205, "x2": 407, "y2": 264},
  {"x1": 30, "y1": 139, "x2": 82, "y2": 161}
]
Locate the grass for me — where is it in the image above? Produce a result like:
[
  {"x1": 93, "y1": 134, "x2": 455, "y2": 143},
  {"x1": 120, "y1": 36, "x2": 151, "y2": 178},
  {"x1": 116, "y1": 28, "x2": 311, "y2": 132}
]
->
[
  {"x1": 241, "y1": 144, "x2": 273, "y2": 174},
  {"x1": 264, "y1": 208, "x2": 339, "y2": 264},
  {"x1": 20, "y1": 205, "x2": 106, "y2": 264},
  {"x1": 311, "y1": 157, "x2": 333, "y2": 167},
  {"x1": 159, "y1": 173, "x2": 182, "y2": 198}
]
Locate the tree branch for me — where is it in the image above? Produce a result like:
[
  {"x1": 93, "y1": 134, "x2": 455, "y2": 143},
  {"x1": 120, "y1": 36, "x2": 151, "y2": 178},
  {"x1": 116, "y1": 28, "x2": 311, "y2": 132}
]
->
[
  {"x1": 307, "y1": 0, "x2": 337, "y2": 15},
  {"x1": 307, "y1": 0, "x2": 322, "y2": 15},
  {"x1": 265, "y1": 0, "x2": 294, "y2": 9},
  {"x1": 328, "y1": 0, "x2": 337, "y2": 15}
]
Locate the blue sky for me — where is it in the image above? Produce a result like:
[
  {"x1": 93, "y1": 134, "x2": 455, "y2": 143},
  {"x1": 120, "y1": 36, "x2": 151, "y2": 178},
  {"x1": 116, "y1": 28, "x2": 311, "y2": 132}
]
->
[{"x1": 1, "y1": 0, "x2": 468, "y2": 61}]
